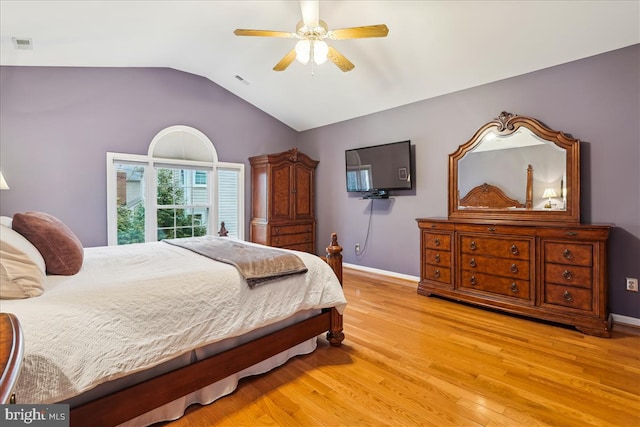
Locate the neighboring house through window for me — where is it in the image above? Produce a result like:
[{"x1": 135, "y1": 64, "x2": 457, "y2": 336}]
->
[{"x1": 107, "y1": 125, "x2": 244, "y2": 245}]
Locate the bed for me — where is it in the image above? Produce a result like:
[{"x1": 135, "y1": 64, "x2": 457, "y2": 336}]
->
[
  {"x1": 0, "y1": 213, "x2": 346, "y2": 426},
  {"x1": 457, "y1": 164, "x2": 533, "y2": 209}
]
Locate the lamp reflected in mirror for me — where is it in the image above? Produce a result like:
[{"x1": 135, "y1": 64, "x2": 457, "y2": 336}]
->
[{"x1": 542, "y1": 187, "x2": 557, "y2": 209}]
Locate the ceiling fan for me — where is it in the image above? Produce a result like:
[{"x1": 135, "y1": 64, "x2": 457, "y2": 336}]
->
[{"x1": 233, "y1": 0, "x2": 389, "y2": 72}]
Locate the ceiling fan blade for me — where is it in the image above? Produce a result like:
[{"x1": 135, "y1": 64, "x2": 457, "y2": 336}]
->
[
  {"x1": 327, "y1": 46, "x2": 355, "y2": 72},
  {"x1": 328, "y1": 24, "x2": 389, "y2": 40},
  {"x1": 234, "y1": 29, "x2": 295, "y2": 38},
  {"x1": 273, "y1": 49, "x2": 297, "y2": 71},
  {"x1": 299, "y1": 0, "x2": 319, "y2": 26}
]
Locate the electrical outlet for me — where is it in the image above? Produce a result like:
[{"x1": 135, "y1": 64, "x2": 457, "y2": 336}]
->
[
  {"x1": 355, "y1": 243, "x2": 361, "y2": 252},
  {"x1": 626, "y1": 278, "x2": 638, "y2": 292}
]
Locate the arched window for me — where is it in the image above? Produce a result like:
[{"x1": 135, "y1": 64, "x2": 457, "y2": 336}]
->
[{"x1": 106, "y1": 126, "x2": 244, "y2": 245}]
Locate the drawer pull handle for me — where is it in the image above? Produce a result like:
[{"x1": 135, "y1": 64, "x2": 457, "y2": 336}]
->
[
  {"x1": 275, "y1": 228, "x2": 280, "y2": 234},
  {"x1": 434, "y1": 269, "x2": 441, "y2": 279},
  {"x1": 563, "y1": 270, "x2": 572, "y2": 281},
  {"x1": 511, "y1": 245, "x2": 519, "y2": 256},
  {"x1": 563, "y1": 291, "x2": 573, "y2": 302},
  {"x1": 434, "y1": 254, "x2": 440, "y2": 263},
  {"x1": 470, "y1": 275, "x2": 477, "y2": 286},
  {"x1": 434, "y1": 238, "x2": 441, "y2": 247},
  {"x1": 469, "y1": 258, "x2": 476, "y2": 268},
  {"x1": 563, "y1": 249, "x2": 573, "y2": 260},
  {"x1": 566, "y1": 231, "x2": 578, "y2": 237},
  {"x1": 470, "y1": 241, "x2": 477, "y2": 251},
  {"x1": 488, "y1": 227, "x2": 496, "y2": 232},
  {"x1": 430, "y1": 224, "x2": 438, "y2": 229},
  {"x1": 510, "y1": 264, "x2": 519, "y2": 274},
  {"x1": 510, "y1": 283, "x2": 519, "y2": 294}
]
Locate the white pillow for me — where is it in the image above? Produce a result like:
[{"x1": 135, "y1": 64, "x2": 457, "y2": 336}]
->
[
  {"x1": 0, "y1": 224, "x2": 46, "y2": 274},
  {"x1": 1, "y1": 239, "x2": 45, "y2": 299},
  {"x1": 0, "y1": 216, "x2": 12, "y2": 228}
]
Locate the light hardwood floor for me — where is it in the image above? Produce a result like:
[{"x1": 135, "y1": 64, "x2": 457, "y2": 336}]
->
[{"x1": 166, "y1": 268, "x2": 640, "y2": 427}]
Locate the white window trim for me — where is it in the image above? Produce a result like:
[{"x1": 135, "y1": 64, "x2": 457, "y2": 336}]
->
[
  {"x1": 107, "y1": 155, "x2": 244, "y2": 246},
  {"x1": 217, "y1": 162, "x2": 245, "y2": 238}
]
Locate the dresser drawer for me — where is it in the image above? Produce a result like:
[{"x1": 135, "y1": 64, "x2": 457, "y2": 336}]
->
[
  {"x1": 424, "y1": 249, "x2": 451, "y2": 267},
  {"x1": 424, "y1": 232, "x2": 452, "y2": 251},
  {"x1": 455, "y1": 223, "x2": 534, "y2": 237},
  {"x1": 461, "y1": 254, "x2": 529, "y2": 280},
  {"x1": 545, "y1": 264, "x2": 592, "y2": 289},
  {"x1": 282, "y1": 242, "x2": 314, "y2": 253},
  {"x1": 272, "y1": 224, "x2": 314, "y2": 235},
  {"x1": 424, "y1": 264, "x2": 451, "y2": 284},
  {"x1": 418, "y1": 220, "x2": 455, "y2": 231},
  {"x1": 537, "y1": 227, "x2": 610, "y2": 241},
  {"x1": 460, "y1": 271, "x2": 530, "y2": 300},
  {"x1": 272, "y1": 232, "x2": 313, "y2": 246},
  {"x1": 459, "y1": 235, "x2": 530, "y2": 260},
  {"x1": 544, "y1": 284, "x2": 592, "y2": 311},
  {"x1": 544, "y1": 242, "x2": 592, "y2": 267}
]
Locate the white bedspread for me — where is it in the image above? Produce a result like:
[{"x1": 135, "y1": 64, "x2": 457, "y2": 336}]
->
[{"x1": 0, "y1": 241, "x2": 346, "y2": 405}]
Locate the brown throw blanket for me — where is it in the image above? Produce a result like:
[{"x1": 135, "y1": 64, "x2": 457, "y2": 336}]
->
[{"x1": 164, "y1": 236, "x2": 308, "y2": 287}]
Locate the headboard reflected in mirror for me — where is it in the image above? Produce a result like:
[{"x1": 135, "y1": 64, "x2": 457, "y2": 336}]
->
[{"x1": 449, "y1": 112, "x2": 580, "y2": 223}]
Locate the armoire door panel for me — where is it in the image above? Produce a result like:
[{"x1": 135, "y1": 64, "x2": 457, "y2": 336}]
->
[{"x1": 270, "y1": 163, "x2": 293, "y2": 219}]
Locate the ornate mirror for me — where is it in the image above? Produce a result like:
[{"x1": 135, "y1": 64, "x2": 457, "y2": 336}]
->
[{"x1": 449, "y1": 112, "x2": 580, "y2": 223}]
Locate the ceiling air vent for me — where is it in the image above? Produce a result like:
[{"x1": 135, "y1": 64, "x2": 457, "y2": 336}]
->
[
  {"x1": 234, "y1": 75, "x2": 250, "y2": 85},
  {"x1": 12, "y1": 37, "x2": 33, "y2": 50}
]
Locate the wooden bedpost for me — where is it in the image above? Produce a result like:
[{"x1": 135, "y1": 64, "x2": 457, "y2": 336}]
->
[
  {"x1": 525, "y1": 164, "x2": 533, "y2": 209},
  {"x1": 326, "y1": 233, "x2": 343, "y2": 285},
  {"x1": 326, "y1": 233, "x2": 344, "y2": 346}
]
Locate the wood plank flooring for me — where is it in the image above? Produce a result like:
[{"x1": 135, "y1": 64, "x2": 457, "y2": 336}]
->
[{"x1": 166, "y1": 268, "x2": 640, "y2": 426}]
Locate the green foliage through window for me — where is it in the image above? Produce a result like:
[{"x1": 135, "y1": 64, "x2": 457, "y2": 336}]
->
[{"x1": 117, "y1": 205, "x2": 145, "y2": 245}]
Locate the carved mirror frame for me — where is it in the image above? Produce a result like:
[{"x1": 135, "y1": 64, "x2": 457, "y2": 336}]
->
[{"x1": 449, "y1": 112, "x2": 580, "y2": 223}]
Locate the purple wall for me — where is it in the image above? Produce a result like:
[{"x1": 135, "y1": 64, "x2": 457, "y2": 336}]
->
[
  {"x1": 302, "y1": 45, "x2": 639, "y2": 319},
  {"x1": 1, "y1": 45, "x2": 638, "y2": 318},
  {"x1": 0, "y1": 66, "x2": 298, "y2": 247}
]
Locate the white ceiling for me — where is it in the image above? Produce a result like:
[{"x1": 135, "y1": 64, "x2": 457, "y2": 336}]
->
[{"x1": 1, "y1": 1, "x2": 638, "y2": 131}]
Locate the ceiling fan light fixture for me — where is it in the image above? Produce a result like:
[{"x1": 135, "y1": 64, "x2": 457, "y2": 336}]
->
[
  {"x1": 312, "y1": 40, "x2": 328, "y2": 64},
  {"x1": 234, "y1": 2, "x2": 388, "y2": 72},
  {"x1": 295, "y1": 39, "x2": 328, "y2": 66},
  {"x1": 295, "y1": 39, "x2": 311, "y2": 64}
]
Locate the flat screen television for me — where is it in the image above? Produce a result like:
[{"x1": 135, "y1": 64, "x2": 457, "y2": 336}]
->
[{"x1": 345, "y1": 140, "x2": 412, "y2": 198}]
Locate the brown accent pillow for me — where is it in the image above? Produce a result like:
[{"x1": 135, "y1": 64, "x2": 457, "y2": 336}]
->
[{"x1": 12, "y1": 212, "x2": 84, "y2": 275}]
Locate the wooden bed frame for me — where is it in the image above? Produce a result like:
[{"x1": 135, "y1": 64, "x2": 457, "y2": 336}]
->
[
  {"x1": 69, "y1": 233, "x2": 344, "y2": 426},
  {"x1": 458, "y1": 165, "x2": 533, "y2": 209}
]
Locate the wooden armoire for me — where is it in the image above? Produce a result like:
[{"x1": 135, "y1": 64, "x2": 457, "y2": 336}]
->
[{"x1": 249, "y1": 148, "x2": 318, "y2": 253}]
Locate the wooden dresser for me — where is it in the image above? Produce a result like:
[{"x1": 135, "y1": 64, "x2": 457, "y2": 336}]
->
[
  {"x1": 418, "y1": 112, "x2": 613, "y2": 337},
  {"x1": 417, "y1": 219, "x2": 611, "y2": 336},
  {"x1": 249, "y1": 148, "x2": 318, "y2": 253}
]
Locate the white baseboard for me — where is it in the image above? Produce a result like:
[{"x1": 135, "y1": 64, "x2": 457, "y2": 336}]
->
[
  {"x1": 344, "y1": 263, "x2": 640, "y2": 328},
  {"x1": 611, "y1": 313, "x2": 640, "y2": 328},
  {"x1": 344, "y1": 262, "x2": 419, "y2": 287}
]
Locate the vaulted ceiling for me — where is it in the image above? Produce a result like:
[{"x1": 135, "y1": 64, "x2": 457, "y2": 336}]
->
[{"x1": 1, "y1": 1, "x2": 638, "y2": 131}]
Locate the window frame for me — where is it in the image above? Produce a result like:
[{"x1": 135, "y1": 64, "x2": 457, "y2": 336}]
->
[{"x1": 106, "y1": 129, "x2": 244, "y2": 245}]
